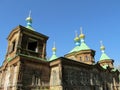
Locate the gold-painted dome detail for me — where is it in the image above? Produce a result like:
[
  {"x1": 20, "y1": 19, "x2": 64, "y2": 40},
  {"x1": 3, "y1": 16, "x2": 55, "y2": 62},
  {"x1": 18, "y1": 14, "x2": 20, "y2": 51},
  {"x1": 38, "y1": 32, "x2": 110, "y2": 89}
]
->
[{"x1": 52, "y1": 47, "x2": 56, "y2": 51}]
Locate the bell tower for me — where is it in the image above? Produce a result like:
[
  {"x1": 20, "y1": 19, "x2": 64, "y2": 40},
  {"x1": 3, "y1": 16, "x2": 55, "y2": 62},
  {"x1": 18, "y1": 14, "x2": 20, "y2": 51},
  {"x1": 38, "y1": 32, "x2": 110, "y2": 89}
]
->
[
  {"x1": 5, "y1": 14, "x2": 48, "y2": 62},
  {"x1": 0, "y1": 13, "x2": 50, "y2": 90}
]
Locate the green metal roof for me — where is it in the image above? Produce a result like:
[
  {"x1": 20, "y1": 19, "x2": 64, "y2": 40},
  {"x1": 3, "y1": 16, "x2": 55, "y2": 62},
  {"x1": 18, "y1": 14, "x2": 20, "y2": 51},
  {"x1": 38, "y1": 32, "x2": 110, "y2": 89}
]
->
[
  {"x1": 69, "y1": 30, "x2": 90, "y2": 53},
  {"x1": 111, "y1": 68, "x2": 117, "y2": 72},
  {"x1": 69, "y1": 42, "x2": 90, "y2": 53},
  {"x1": 79, "y1": 42, "x2": 90, "y2": 51},
  {"x1": 26, "y1": 25, "x2": 34, "y2": 31},
  {"x1": 102, "y1": 64, "x2": 108, "y2": 69},
  {"x1": 100, "y1": 53, "x2": 111, "y2": 61},
  {"x1": 49, "y1": 54, "x2": 58, "y2": 61},
  {"x1": 69, "y1": 46, "x2": 80, "y2": 53},
  {"x1": 7, "y1": 57, "x2": 12, "y2": 61},
  {"x1": 102, "y1": 65, "x2": 117, "y2": 71}
]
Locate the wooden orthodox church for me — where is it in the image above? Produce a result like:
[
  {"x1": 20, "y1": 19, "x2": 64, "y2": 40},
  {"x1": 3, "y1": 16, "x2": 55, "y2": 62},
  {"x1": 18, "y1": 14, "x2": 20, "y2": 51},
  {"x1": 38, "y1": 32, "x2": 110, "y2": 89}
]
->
[{"x1": 0, "y1": 14, "x2": 119, "y2": 90}]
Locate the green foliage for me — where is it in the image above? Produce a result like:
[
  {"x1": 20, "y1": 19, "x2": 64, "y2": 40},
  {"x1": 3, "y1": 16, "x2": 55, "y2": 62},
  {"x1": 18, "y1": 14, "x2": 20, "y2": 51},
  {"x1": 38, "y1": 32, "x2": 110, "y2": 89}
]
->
[{"x1": 117, "y1": 65, "x2": 120, "y2": 71}]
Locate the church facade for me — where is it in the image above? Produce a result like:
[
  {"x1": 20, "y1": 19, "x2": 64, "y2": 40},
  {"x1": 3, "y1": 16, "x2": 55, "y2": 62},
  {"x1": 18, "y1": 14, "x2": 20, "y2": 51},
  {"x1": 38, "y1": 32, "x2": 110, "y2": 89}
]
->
[{"x1": 0, "y1": 15, "x2": 119, "y2": 90}]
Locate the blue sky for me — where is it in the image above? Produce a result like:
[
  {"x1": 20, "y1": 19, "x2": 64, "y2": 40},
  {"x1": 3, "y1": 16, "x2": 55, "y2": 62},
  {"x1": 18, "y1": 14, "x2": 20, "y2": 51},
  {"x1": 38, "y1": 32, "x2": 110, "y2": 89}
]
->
[{"x1": 0, "y1": 0, "x2": 120, "y2": 66}]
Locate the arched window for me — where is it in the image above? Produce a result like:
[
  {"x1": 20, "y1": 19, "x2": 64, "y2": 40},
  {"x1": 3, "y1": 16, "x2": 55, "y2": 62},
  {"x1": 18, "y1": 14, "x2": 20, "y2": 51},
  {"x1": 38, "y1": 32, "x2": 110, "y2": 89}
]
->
[{"x1": 32, "y1": 71, "x2": 41, "y2": 86}]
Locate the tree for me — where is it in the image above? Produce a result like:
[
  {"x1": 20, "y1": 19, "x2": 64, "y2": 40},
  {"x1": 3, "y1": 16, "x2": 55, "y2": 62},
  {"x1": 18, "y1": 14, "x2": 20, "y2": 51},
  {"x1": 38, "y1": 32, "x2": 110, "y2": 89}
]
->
[{"x1": 117, "y1": 65, "x2": 120, "y2": 72}]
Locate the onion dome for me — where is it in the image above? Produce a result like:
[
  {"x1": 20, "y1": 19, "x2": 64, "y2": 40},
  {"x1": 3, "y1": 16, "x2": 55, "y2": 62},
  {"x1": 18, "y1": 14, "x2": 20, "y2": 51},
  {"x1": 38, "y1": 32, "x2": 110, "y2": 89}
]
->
[
  {"x1": 99, "y1": 41, "x2": 111, "y2": 61},
  {"x1": 80, "y1": 33, "x2": 85, "y2": 39},
  {"x1": 100, "y1": 41, "x2": 105, "y2": 51},
  {"x1": 78, "y1": 27, "x2": 90, "y2": 50},
  {"x1": 79, "y1": 27, "x2": 85, "y2": 39},
  {"x1": 26, "y1": 11, "x2": 34, "y2": 31},
  {"x1": 100, "y1": 45, "x2": 105, "y2": 51},
  {"x1": 26, "y1": 16, "x2": 32, "y2": 23},
  {"x1": 52, "y1": 47, "x2": 56, "y2": 52},
  {"x1": 99, "y1": 41, "x2": 114, "y2": 69},
  {"x1": 69, "y1": 31, "x2": 80, "y2": 53},
  {"x1": 74, "y1": 36, "x2": 80, "y2": 42},
  {"x1": 74, "y1": 31, "x2": 80, "y2": 46},
  {"x1": 74, "y1": 31, "x2": 80, "y2": 42},
  {"x1": 69, "y1": 27, "x2": 90, "y2": 53},
  {"x1": 49, "y1": 42, "x2": 58, "y2": 61}
]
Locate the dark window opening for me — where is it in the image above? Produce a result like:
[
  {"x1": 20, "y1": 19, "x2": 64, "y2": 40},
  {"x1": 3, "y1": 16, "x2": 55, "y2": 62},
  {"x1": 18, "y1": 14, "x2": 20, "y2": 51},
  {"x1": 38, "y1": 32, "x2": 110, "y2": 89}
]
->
[
  {"x1": 9, "y1": 41, "x2": 16, "y2": 53},
  {"x1": 12, "y1": 41, "x2": 16, "y2": 51},
  {"x1": 32, "y1": 75, "x2": 40, "y2": 85},
  {"x1": 18, "y1": 72, "x2": 23, "y2": 82},
  {"x1": 28, "y1": 39, "x2": 38, "y2": 52}
]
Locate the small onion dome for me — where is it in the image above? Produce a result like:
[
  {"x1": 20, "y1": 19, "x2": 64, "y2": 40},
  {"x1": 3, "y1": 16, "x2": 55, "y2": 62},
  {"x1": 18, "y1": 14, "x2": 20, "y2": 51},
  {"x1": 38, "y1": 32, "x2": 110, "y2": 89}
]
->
[
  {"x1": 52, "y1": 47, "x2": 56, "y2": 52},
  {"x1": 100, "y1": 45, "x2": 105, "y2": 51},
  {"x1": 26, "y1": 16, "x2": 32, "y2": 23},
  {"x1": 79, "y1": 33, "x2": 85, "y2": 39},
  {"x1": 74, "y1": 36, "x2": 80, "y2": 42}
]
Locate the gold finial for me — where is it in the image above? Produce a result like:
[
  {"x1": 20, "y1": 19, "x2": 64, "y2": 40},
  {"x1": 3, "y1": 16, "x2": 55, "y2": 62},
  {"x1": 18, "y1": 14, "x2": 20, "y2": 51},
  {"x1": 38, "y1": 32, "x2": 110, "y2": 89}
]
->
[
  {"x1": 80, "y1": 27, "x2": 83, "y2": 34},
  {"x1": 29, "y1": 10, "x2": 31, "y2": 17},
  {"x1": 52, "y1": 42, "x2": 56, "y2": 51},
  {"x1": 79, "y1": 27, "x2": 85, "y2": 39},
  {"x1": 75, "y1": 30, "x2": 78, "y2": 37},
  {"x1": 53, "y1": 41, "x2": 56, "y2": 48},
  {"x1": 74, "y1": 30, "x2": 80, "y2": 41},
  {"x1": 100, "y1": 40, "x2": 105, "y2": 50},
  {"x1": 100, "y1": 41, "x2": 103, "y2": 46},
  {"x1": 26, "y1": 10, "x2": 32, "y2": 23}
]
